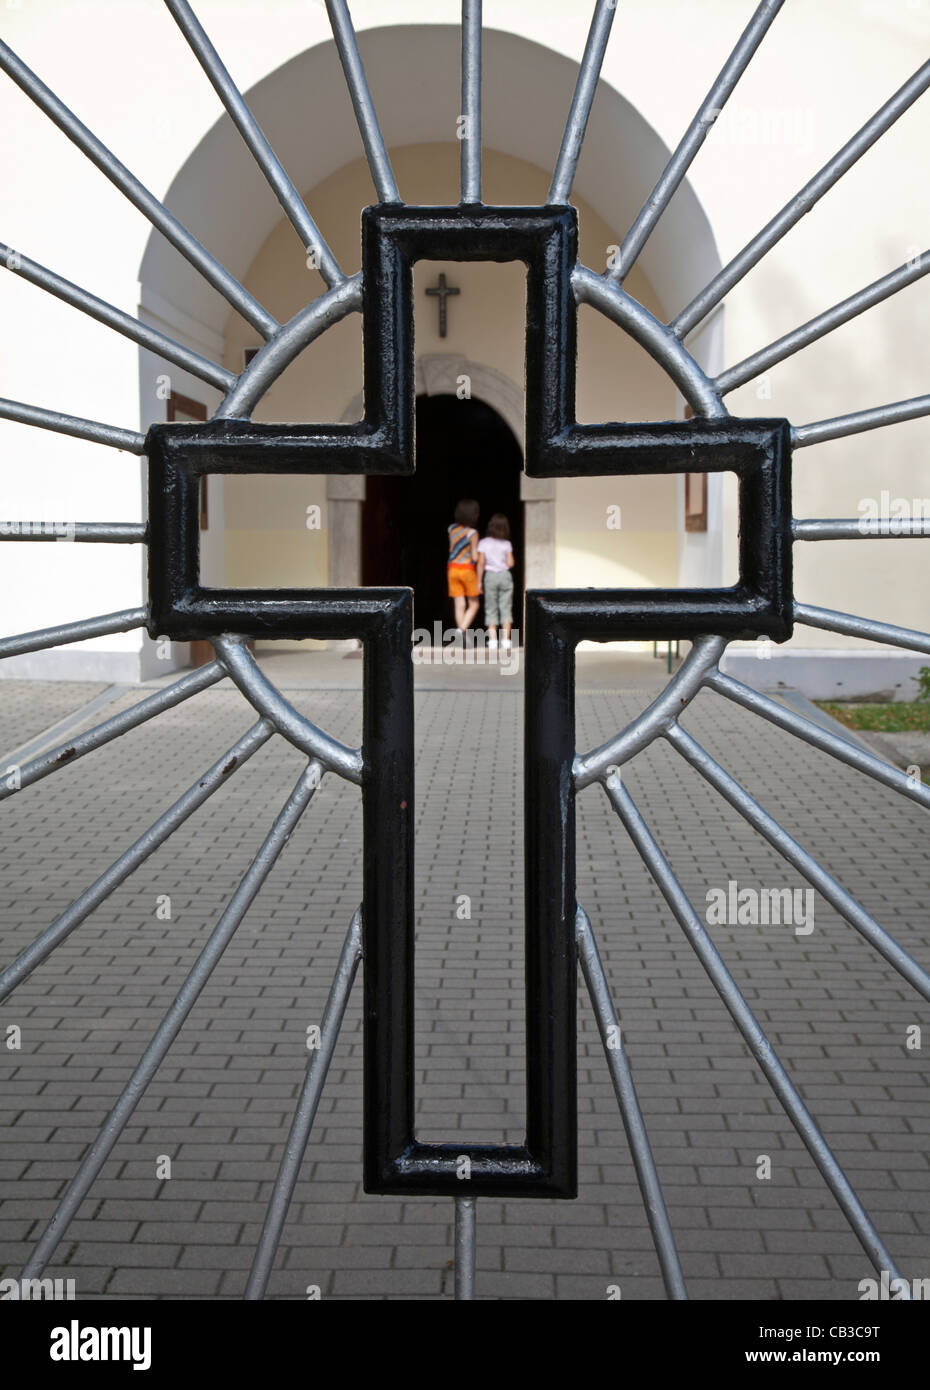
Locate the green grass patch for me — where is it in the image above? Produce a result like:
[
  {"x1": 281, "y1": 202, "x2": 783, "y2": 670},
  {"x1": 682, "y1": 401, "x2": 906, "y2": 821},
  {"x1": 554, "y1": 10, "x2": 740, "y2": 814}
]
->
[{"x1": 817, "y1": 701, "x2": 930, "y2": 733}]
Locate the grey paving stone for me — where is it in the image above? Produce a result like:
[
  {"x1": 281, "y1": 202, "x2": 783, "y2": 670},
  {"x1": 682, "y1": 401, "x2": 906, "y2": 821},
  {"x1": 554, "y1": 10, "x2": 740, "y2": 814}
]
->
[
  {"x1": 107, "y1": 1268, "x2": 223, "y2": 1296},
  {"x1": 63, "y1": 1242, "x2": 182, "y2": 1268},
  {"x1": 330, "y1": 1269, "x2": 444, "y2": 1297},
  {"x1": 1, "y1": 671, "x2": 928, "y2": 1300}
]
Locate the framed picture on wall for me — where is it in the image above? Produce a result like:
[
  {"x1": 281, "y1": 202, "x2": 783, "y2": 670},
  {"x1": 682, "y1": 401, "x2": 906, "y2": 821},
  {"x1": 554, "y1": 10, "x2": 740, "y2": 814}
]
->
[
  {"x1": 166, "y1": 391, "x2": 208, "y2": 530},
  {"x1": 684, "y1": 470, "x2": 708, "y2": 532},
  {"x1": 166, "y1": 392, "x2": 213, "y2": 668},
  {"x1": 682, "y1": 403, "x2": 707, "y2": 532}
]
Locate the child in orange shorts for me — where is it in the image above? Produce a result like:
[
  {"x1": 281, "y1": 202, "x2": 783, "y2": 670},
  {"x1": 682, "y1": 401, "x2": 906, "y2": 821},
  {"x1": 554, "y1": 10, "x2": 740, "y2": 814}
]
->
[{"x1": 447, "y1": 498, "x2": 481, "y2": 632}]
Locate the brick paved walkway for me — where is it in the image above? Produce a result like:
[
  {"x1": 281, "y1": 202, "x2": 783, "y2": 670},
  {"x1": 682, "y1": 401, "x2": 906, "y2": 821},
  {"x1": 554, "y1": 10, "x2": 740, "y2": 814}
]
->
[{"x1": 0, "y1": 661, "x2": 928, "y2": 1300}]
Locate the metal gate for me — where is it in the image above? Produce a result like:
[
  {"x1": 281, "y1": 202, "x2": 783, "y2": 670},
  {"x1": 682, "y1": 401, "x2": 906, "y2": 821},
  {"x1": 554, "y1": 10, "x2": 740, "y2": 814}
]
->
[{"x1": 1, "y1": 0, "x2": 929, "y2": 1301}]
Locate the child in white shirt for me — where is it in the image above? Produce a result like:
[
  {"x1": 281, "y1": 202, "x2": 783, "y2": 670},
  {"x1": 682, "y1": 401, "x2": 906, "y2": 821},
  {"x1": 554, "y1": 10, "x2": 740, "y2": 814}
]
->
[{"x1": 476, "y1": 513, "x2": 515, "y2": 653}]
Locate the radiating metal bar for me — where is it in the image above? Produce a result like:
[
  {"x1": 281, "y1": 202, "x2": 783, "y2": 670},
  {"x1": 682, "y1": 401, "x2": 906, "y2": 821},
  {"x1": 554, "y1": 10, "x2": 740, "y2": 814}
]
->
[
  {"x1": 793, "y1": 518, "x2": 930, "y2": 540},
  {"x1": 454, "y1": 1197, "x2": 477, "y2": 1300},
  {"x1": 548, "y1": 0, "x2": 620, "y2": 204},
  {"x1": 214, "y1": 635, "x2": 363, "y2": 781},
  {"x1": 246, "y1": 909, "x2": 362, "y2": 1299},
  {"x1": 706, "y1": 669, "x2": 930, "y2": 811},
  {"x1": 795, "y1": 601, "x2": 930, "y2": 656},
  {"x1": 20, "y1": 756, "x2": 321, "y2": 1279},
  {"x1": 0, "y1": 397, "x2": 145, "y2": 453},
  {"x1": 164, "y1": 0, "x2": 344, "y2": 290},
  {"x1": 0, "y1": 607, "x2": 147, "y2": 661},
  {"x1": 671, "y1": 59, "x2": 930, "y2": 339},
  {"x1": 0, "y1": 522, "x2": 147, "y2": 542},
  {"x1": 574, "y1": 634, "x2": 725, "y2": 790},
  {"x1": 717, "y1": 250, "x2": 930, "y2": 393},
  {"x1": 460, "y1": 0, "x2": 482, "y2": 203},
  {"x1": 0, "y1": 661, "x2": 225, "y2": 801},
  {"x1": 0, "y1": 40, "x2": 278, "y2": 338},
  {"x1": 217, "y1": 274, "x2": 362, "y2": 418},
  {"x1": 324, "y1": 1, "x2": 400, "y2": 203},
  {"x1": 609, "y1": 0, "x2": 784, "y2": 283},
  {"x1": 605, "y1": 778, "x2": 905, "y2": 1283},
  {"x1": 0, "y1": 242, "x2": 235, "y2": 392},
  {"x1": 575, "y1": 903, "x2": 687, "y2": 1300},
  {"x1": 665, "y1": 723, "x2": 930, "y2": 1003},
  {"x1": 792, "y1": 394, "x2": 930, "y2": 449},
  {"x1": 572, "y1": 267, "x2": 726, "y2": 420},
  {"x1": 0, "y1": 721, "x2": 273, "y2": 1000}
]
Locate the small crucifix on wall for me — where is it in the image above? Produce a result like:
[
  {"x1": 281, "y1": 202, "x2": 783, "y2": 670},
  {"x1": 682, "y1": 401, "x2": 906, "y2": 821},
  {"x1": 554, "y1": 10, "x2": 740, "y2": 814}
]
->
[{"x1": 426, "y1": 272, "x2": 460, "y2": 338}]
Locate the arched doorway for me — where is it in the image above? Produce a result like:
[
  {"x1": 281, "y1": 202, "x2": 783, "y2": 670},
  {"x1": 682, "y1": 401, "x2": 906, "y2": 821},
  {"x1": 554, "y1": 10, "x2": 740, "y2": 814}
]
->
[
  {"x1": 134, "y1": 24, "x2": 730, "y2": 676},
  {"x1": 362, "y1": 395, "x2": 524, "y2": 637},
  {"x1": 136, "y1": 23, "x2": 727, "y2": 667}
]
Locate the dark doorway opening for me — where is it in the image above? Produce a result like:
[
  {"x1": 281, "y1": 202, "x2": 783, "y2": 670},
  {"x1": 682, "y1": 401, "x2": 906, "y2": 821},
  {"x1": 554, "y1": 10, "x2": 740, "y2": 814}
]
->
[{"x1": 362, "y1": 394, "x2": 524, "y2": 637}]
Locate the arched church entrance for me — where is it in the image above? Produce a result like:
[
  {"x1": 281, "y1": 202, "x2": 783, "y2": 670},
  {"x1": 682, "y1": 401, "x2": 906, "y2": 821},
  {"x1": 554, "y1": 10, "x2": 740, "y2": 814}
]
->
[
  {"x1": 136, "y1": 22, "x2": 728, "y2": 668},
  {"x1": 362, "y1": 394, "x2": 524, "y2": 638}
]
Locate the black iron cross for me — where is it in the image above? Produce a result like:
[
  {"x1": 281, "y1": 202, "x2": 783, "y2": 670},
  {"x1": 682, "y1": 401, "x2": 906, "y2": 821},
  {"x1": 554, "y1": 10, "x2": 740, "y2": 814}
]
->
[
  {"x1": 425, "y1": 271, "x2": 460, "y2": 337},
  {"x1": 146, "y1": 203, "x2": 793, "y2": 1200}
]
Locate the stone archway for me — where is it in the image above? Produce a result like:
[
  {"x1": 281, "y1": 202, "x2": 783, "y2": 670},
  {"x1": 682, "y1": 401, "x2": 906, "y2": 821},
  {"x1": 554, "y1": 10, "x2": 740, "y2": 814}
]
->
[{"x1": 137, "y1": 21, "x2": 726, "y2": 666}]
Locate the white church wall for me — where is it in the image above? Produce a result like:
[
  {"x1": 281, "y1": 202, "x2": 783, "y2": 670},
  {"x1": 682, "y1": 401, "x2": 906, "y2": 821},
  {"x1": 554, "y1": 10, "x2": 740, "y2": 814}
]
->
[
  {"x1": 0, "y1": 260, "x2": 144, "y2": 679},
  {"x1": 1, "y1": 3, "x2": 928, "y2": 689},
  {"x1": 673, "y1": 3, "x2": 930, "y2": 687}
]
